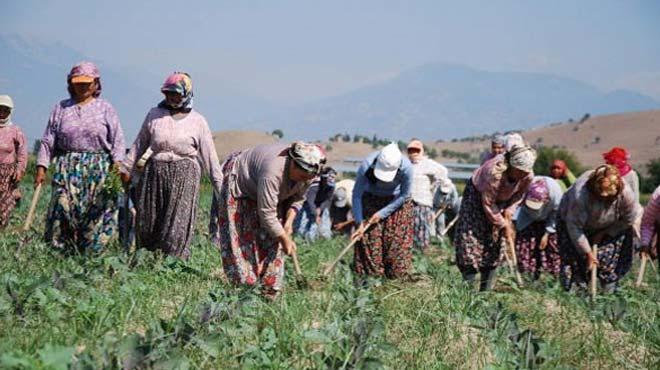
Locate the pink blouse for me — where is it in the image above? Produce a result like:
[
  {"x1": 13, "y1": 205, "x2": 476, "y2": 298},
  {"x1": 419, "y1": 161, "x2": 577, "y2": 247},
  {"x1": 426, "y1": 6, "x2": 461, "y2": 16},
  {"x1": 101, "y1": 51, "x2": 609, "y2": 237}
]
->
[
  {"x1": 471, "y1": 154, "x2": 533, "y2": 228},
  {"x1": 0, "y1": 124, "x2": 27, "y2": 173},
  {"x1": 641, "y1": 186, "x2": 660, "y2": 247}
]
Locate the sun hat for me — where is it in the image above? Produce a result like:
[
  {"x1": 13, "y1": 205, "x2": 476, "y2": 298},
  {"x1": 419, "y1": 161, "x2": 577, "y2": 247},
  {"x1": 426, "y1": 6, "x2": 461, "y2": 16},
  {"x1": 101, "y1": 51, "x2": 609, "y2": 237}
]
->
[{"x1": 374, "y1": 143, "x2": 402, "y2": 182}]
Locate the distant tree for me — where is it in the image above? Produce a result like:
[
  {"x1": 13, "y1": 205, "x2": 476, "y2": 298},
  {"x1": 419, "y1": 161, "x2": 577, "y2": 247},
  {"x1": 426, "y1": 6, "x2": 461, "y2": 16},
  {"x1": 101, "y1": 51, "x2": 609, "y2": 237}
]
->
[
  {"x1": 32, "y1": 139, "x2": 42, "y2": 155},
  {"x1": 325, "y1": 144, "x2": 333, "y2": 152},
  {"x1": 397, "y1": 140, "x2": 408, "y2": 151},
  {"x1": 579, "y1": 113, "x2": 591, "y2": 123},
  {"x1": 640, "y1": 157, "x2": 660, "y2": 193},
  {"x1": 533, "y1": 146, "x2": 584, "y2": 177},
  {"x1": 342, "y1": 133, "x2": 351, "y2": 142},
  {"x1": 272, "y1": 129, "x2": 284, "y2": 139},
  {"x1": 427, "y1": 147, "x2": 439, "y2": 159},
  {"x1": 353, "y1": 134, "x2": 361, "y2": 143},
  {"x1": 362, "y1": 136, "x2": 371, "y2": 144},
  {"x1": 593, "y1": 136, "x2": 601, "y2": 144}
]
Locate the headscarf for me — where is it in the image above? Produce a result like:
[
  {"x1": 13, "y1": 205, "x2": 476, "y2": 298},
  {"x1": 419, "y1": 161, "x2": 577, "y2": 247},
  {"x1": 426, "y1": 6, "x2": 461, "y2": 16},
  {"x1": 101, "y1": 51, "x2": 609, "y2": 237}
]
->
[
  {"x1": 550, "y1": 159, "x2": 568, "y2": 178},
  {"x1": 492, "y1": 134, "x2": 506, "y2": 146},
  {"x1": 407, "y1": 139, "x2": 424, "y2": 163},
  {"x1": 0, "y1": 95, "x2": 14, "y2": 127},
  {"x1": 525, "y1": 178, "x2": 549, "y2": 206},
  {"x1": 159, "y1": 72, "x2": 194, "y2": 112},
  {"x1": 507, "y1": 145, "x2": 536, "y2": 173},
  {"x1": 288, "y1": 141, "x2": 327, "y2": 175},
  {"x1": 67, "y1": 61, "x2": 102, "y2": 98},
  {"x1": 505, "y1": 133, "x2": 525, "y2": 151},
  {"x1": 587, "y1": 164, "x2": 623, "y2": 198},
  {"x1": 602, "y1": 147, "x2": 632, "y2": 176}
]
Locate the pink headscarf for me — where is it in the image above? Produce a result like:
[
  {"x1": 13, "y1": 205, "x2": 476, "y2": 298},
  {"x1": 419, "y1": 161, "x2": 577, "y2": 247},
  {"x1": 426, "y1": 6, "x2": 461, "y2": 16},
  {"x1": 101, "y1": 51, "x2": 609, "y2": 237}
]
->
[{"x1": 68, "y1": 61, "x2": 101, "y2": 80}]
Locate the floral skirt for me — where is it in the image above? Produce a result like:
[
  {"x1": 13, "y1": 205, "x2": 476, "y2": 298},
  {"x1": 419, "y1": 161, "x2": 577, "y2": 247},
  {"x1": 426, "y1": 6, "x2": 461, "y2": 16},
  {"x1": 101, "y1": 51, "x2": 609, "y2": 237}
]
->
[
  {"x1": 215, "y1": 153, "x2": 285, "y2": 296},
  {"x1": 454, "y1": 179, "x2": 504, "y2": 273},
  {"x1": 0, "y1": 164, "x2": 19, "y2": 229},
  {"x1": 354, "y1": 193, "x2": 414, "y2": 278},
  {"x1": 136, "y1": 158, "x2": 200, "y2": 259},
  {"x1": 557, "y1": 220, "x2": 633, "y2": 290},
  {"x1": 515, "y1": 221, "x2": 560, "y2": 276},
  {"x1": 412, "y1": 203, "x2": 434, "y2": 250},
  {"x1": 45, "y1": 152, "x2": 117, "y2": 252}
]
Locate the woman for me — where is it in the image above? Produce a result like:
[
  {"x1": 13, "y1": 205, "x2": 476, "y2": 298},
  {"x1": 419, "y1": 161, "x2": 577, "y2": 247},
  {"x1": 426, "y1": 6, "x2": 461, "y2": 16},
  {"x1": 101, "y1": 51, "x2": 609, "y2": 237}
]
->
[
  {"x1": 558, "y1": 165, "x2": 641, "y2": 292},
  {"x1": 213, "y1": 142, "x2": 324, "y2": 297},
  {"x1": 407, "y1": 139, "x2": 449, "y2": 250},
  {"x1": 0, "y1": 95, "x2": 27, "y2": 229},
  {"x1": 514, "y1": 176, "x2": 562, "y2": 277},
  {"x1": 454, "y1": 145, "x2": 536, "y2": 290},
  {"x1": 640, "y1": 185, "x2": 660, "y2": 261},
  {"x1": 603, "y1": 147, "x2": 640, "y2": 203},
  {"x1": 121, "y1": 72, "x2": 223, "y2": 259},
  {"x1": 352, "y1": 143, "x2": 414, "y2": 279},
  {"x1": 549, "y1": 159, "x2": 576, "y2": 192},
  {"x1": 480, "y1": 135, "x2": 506, "y2": 164},
  {"x1": 295, "y1": 167, "x2": 336, "y2": 241},
  {"x1": 36, "y1": 62, "x2": 125, "y2": 252}
]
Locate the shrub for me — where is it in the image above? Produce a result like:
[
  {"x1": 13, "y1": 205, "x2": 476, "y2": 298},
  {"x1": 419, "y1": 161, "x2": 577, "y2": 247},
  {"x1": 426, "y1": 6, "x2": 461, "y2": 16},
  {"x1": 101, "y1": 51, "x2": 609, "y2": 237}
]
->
[
  {"x1": 533, "y1": 146, "x2": 584, "y2": 177},
  {"x1": 640, "y1": 157, "x2": 660, "y2": 193},
  {"x1": 271, "y1": 129, "x2": 284, "y2": 139}
]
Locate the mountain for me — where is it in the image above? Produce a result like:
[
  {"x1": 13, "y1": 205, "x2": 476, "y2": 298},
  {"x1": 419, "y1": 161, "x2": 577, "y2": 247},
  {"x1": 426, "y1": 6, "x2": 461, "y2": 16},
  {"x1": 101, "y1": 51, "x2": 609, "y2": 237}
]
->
[
  {"x1": 0, "y1": 34, "x2": 278, "y2": 144},
  {"x1": 264, "y1": 63, "x2": 660, "y2": 141}
]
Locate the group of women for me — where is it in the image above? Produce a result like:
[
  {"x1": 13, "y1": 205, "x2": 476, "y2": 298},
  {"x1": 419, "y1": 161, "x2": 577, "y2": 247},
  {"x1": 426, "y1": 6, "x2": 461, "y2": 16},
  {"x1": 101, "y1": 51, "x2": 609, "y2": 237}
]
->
[
  {"x1": 1, "y1": 61, "x2": 326, "y2": 298},
  {"x1": 0, "y1": 61, "x2": 657, "y2": 298}
]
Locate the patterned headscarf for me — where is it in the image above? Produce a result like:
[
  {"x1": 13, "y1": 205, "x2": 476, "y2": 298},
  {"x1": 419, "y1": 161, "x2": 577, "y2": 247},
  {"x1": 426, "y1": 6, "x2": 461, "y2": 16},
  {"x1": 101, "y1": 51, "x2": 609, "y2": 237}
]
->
[
  {"x1": 507, "y1": 145, "x2": 536, "y2": 173},
  {"x1": 505, "y1": 133, "x2": 525, "y2": 151},
  {"x1": 602, "y1": 147, "x2": 632, "y2": 176},
  {"x1": 288, "y1": 141, "x2": 327, "y2": 175},
  {"x1": 587, "y1": 164, "x2": 623, "y2": 198},
  {"x1": 159, "y1": 72, "x2": 194, "y2": 112},
  {"x1": 526, "y1": 178, "x2": 549, "y2": 202},
  {"x1": 67, "y1": 61, "x2": 102, "y2": 97}
]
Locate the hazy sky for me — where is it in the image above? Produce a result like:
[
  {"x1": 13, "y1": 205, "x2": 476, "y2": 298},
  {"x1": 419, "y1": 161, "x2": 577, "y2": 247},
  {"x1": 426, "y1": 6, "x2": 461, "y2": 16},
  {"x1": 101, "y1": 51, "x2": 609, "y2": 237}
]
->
[{"x1": 3, "y1": 0, "x2": 660, "y2": 103}]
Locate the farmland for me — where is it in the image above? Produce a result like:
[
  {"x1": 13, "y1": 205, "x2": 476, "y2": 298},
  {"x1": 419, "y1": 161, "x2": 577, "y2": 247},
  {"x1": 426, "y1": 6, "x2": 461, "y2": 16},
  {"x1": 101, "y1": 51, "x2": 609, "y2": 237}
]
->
[{"x1": 0, "y1": 180, "x2": 658, "y2": 369}]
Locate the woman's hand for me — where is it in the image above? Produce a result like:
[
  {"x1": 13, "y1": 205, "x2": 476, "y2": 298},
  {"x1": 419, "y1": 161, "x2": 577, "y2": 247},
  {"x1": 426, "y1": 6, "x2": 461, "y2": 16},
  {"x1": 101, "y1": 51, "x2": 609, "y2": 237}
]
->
[
  {"x1": 34, "y1": 166, "x2": 46, "y2": 186},
  {"x1": 120, "y1": 172, "x2": 131, "y2": 184},
  {"x1": 351, "y1": 222, "x2": 368, "y2": 240},
  {"x1": 278, "y1": 234, "x2": 297, "y2": 256},
  {"x1": 585, "y1": 251, "x2": 598, "y2": 270},
  {"x1": 539, "y1": 232, "x2": 549, "y2": 250},
  {"x1": 12, "y1": 170, "x2": 24, "y2": 183}
]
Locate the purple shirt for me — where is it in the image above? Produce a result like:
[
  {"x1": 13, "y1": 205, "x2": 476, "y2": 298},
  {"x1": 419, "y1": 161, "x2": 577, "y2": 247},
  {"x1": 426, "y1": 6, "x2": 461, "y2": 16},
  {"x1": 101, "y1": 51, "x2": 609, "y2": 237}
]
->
[
  {"x1": 0, "y1": 124, "x2": 27, "y2": 173},
  {"x1": 641, "y1": 186, "x2": 660, "y2": 247},
  {"x1": 37, "y1": 98, "x2": 125, "y2": 168}
]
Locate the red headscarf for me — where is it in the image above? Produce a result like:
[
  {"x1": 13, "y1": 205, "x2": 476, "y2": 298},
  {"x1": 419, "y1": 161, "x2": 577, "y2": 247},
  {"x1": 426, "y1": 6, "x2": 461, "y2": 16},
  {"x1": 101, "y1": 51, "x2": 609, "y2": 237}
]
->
[
  {"x1": 602, "y1": 147, "x2": 632, "y2": 176},
  {"x1": 550, "y1": 159, "x2": 567, "y2": 178}
]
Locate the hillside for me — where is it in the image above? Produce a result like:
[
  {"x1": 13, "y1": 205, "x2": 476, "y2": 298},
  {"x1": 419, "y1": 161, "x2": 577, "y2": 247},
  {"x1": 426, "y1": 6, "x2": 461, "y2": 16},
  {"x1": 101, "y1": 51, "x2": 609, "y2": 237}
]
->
[{"x1": 432, "y1": 109, "x2": 660, "y2": 173}]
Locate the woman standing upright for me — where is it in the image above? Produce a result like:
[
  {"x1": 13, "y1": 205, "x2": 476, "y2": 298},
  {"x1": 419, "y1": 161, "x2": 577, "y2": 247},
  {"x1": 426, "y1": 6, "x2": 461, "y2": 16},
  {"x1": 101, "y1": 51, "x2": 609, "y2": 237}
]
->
[
  {"x1": 454, "y1": 146, "x2": 536, "y2": 290},
  {"x1": 35, "y1": 62, "x2": 125, "y2": 252},
  {"x1": 122, "y1": 72, "x2": 223, "y2": 259},
  {"x1": 352, "y1": 143, "x2": 414, "y2": 279},
  {"x1": 0, "y1": 95, "x2": 27, "y2": 229},
  {"x1": 213, "y1": 142, "x2": 324, "y2": 298},
  {"x1": 558, "y1": 165, "x2": 641, "y2": 292},
  {"x1": 514, "y1": 176, "x2": 563, "y2": 277},
  {"x1": 407, "y1": 139, "x2": 449, "y2": 250}
]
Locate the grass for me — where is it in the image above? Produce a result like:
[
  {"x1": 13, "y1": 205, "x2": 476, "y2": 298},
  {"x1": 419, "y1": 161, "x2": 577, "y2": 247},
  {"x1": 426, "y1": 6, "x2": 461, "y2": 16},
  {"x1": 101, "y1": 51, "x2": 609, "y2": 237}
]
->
[{"x1": 0, "y1": 179, "x2": 658, "y2": 369}]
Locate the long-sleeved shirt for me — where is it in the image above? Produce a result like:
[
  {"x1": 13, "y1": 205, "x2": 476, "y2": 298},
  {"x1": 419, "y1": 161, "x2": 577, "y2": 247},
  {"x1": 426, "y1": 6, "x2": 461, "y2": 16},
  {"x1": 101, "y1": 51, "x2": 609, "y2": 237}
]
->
[
  {"x1": 433, "y1": 182, "x2": 460, "y2": 211},
  {"x1": 471, "y1": 154, "x2": 533, "y2": 228},
  {"x1": 559, "y1": 171, "x2": 641, "y2": 255},
  {"x1": 641, "y1": 186, "x2": 660, "y2": 247},
  {"x1": 304, "y1": 179, "x2": 335, "y2": 213},
  {"x1": 228, "y1": 143, "x2": 312, "y2": 238},
  {"x1": 37, "y1": 98, "x2": 125, "y2": 167},
  {"x1": 352, "y1": 151, "x2": 413, "y2": 224},
  {"x1": 410, "y1": 157, "x2": 448, "y2": 207},
  {"x1": 0, "y1": 124, "x2": 27, "y2": 173},
  {"x1": 623, "y1": 170, "x2": 640, "y2": 204},
  {"x1": 514, "y1": 176, "x2": 562, "y2": 233},
  {"x1": 555, "y1": 169, "x2": 577, "y2": 192},
  {"x1": 122, "y1": 107, "x2": 223, "y2": 198}
]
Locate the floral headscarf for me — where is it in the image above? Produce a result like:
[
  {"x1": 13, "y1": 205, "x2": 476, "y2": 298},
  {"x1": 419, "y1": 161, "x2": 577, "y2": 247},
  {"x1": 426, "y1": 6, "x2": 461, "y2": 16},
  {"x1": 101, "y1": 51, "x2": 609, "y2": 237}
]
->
[
  {"x1": 587, "y1": 164, "x2": 623, "y2": 198},
  {"x1": 288, "y1": 141, "x2": 327, "y2": 175},
  {"x1": 526, "y1": 178, "x2": 549, "y2": 202},
  {"x1": 67, "y1": 61, "x2": 102, "y2": 98},
  {"x1": 602, "y1": 147, "x2": 632, "y2": 176},
  {"x1": 507, "y1": 145, "x2": 537, "y2": 173},
  {"x1": 159, "y1": 72, "x2": 194, "y2": 112}
]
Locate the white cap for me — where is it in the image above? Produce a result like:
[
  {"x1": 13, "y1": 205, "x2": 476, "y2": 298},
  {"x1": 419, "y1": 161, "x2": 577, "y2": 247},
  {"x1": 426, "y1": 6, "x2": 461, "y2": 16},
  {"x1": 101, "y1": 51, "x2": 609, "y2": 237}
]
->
[
  {"x1": 0, "y1": 95, "x2": 14, "y2": 109},
  {"x1": 374, "y1": 143, "x2": 402, "y2": 182}
]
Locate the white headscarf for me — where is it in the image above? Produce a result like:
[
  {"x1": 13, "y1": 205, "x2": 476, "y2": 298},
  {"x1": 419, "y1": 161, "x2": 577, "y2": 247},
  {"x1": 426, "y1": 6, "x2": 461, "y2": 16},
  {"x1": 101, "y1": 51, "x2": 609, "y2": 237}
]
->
[
  {"x1": 505, "y1": 133, "x2": 525, "y2": 151},
  {"x1": 507, "y1": 145, "x2": 537, "y2": 173},
  {"x1": 0, "y1": 95, "x2": 14, "y2": 127}
]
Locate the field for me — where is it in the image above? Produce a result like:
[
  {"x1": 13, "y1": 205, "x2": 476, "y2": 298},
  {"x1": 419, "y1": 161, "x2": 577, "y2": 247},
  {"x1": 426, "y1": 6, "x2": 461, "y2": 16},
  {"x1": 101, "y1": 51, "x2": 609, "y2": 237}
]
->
[{"x1": 0, "y1": 180, "x2": 658, "y2": 369}]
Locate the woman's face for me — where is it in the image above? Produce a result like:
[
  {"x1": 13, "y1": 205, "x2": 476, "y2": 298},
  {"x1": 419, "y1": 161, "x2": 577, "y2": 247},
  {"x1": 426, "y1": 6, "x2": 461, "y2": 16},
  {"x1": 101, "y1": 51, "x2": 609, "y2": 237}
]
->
[
  {"x1": 0, "y1": 106, "x2": 11, "y2": 120},
  {"x1": 289, "y1": 162, "x2": 316, "y2": 182},
  {"x1": 491, "y1": 142, "x2": 505, "y2": 155},
  {"x1": 164, "y1": 91, "x2": 184, "y2": 108},
  {"x1": 594, "y1": 178, "x2": 617, "y2": 200},
  {"x1": 407, "y1": 148, "x2": 422, "y2": 162},
  {"x1": 550, "y1": 165, "x2": 564, "y2": 179},
  {"x1": 507, "y1": 167, "x2": 529, "y2": 181},
  {"x1": 72, "y1": 81, "x2": 96, "y2": 102}
]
